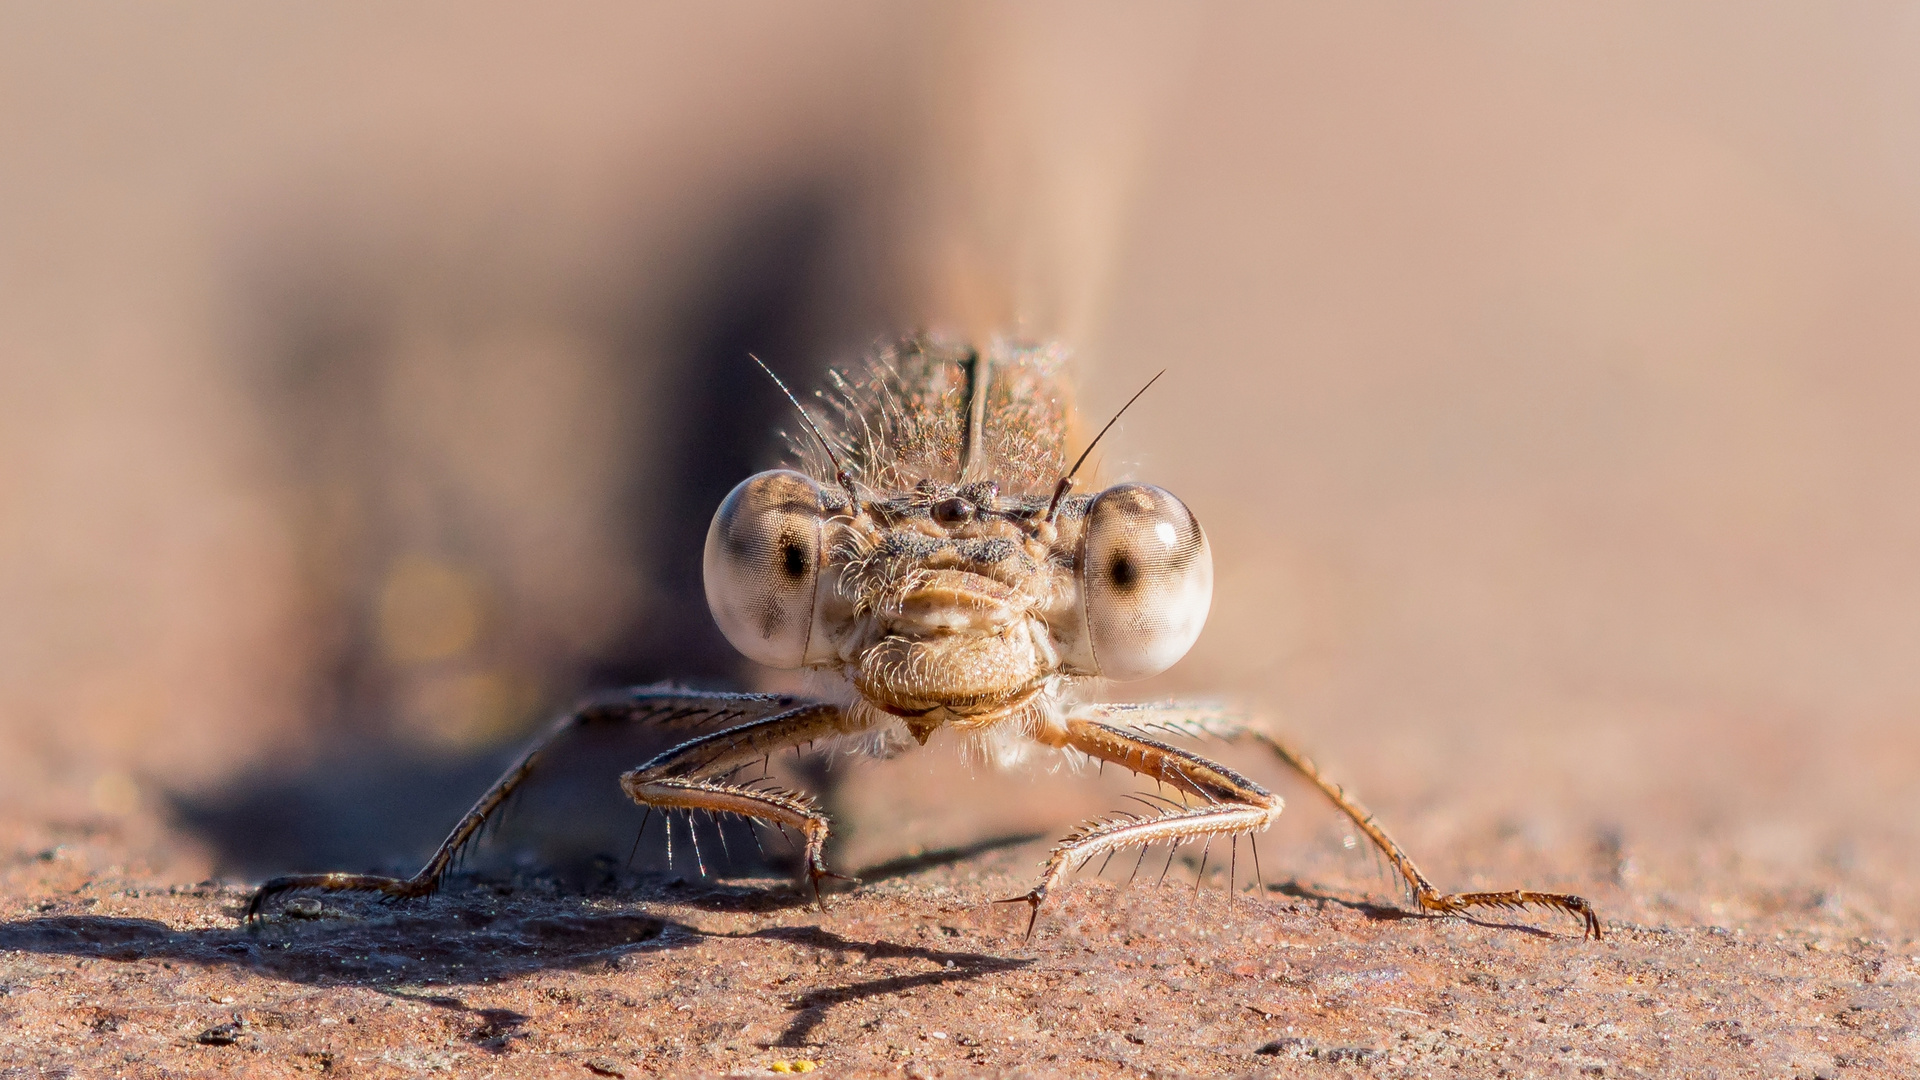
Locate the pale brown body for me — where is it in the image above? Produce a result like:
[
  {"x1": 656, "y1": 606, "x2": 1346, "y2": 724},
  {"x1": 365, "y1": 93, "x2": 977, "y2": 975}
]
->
[{"x1": 248, "y1": 337, "x2": 1601, "y2": 940}]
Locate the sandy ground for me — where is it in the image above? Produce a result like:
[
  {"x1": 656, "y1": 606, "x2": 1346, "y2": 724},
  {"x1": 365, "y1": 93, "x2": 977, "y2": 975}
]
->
[{"x1": 4, "y1": 707, "x2": 1917, "y2": 1079}]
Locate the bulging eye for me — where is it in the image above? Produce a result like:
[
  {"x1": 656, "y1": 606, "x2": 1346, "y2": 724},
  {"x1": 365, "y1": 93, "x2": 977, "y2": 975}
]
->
[
  {"x1": 1067, "y1": 483, "x2": 1212, "y2": 680},
  {"x1": 703, "y1": 470, "x2": 826, "y2": 669}
]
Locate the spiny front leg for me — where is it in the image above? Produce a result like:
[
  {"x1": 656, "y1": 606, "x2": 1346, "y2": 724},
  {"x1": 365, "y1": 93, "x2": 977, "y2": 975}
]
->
[
  {"x1": 1001, "y1": 717, "x2": 1284, "y2": 936},
  {"x1": 245, "y1": 688, "x2": 810, "y2": 921},
  {"x1": 621, "y1": 702, "x2": 870, "y2": 903},
  {"x1": 1086, "y1": 703, "x2": 1604, "y2": 940}
]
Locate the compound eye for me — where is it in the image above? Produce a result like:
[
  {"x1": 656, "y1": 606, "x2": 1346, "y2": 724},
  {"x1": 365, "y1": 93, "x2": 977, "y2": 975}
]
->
[
  {"x1": 1077, "y1": 483, "x2": 1212, "y2": 680},
  {"x1": 703, "y1": 470, "x2": 826, "y2": 669}
]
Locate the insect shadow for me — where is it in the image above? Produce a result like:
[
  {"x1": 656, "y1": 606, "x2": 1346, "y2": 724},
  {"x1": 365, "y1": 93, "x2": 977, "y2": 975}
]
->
[
  {"x1": 0, "y1": 892, "x2": 695, "y2": 988},
  {"x1": 1268, "y1": 881, "x2": 1558, "y2": 940},
  {"x1": 381, "y1": 992, "x2": 532, "y2": 1054},
  {"x1": 178, "y1": 184, "x2": 858, "y2": 886},
  {"x1": 851, "y1": 832, "x2": 1049, "y2": 884},
  {"x1": 171, "y1": 719, "x2": 796, "y2": 891},
  {"x1": 717, "y1": 925, "x2": 1033, "y2": 1049},
  {"x1": 0, "y1": 890, "x2": 1032, "y2": 1048}
]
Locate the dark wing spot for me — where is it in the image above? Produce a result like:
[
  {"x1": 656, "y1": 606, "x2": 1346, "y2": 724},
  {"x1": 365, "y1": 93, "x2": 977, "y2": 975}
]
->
[{"x1": 1109, "y1": 549, "x2": 1138, "y2": 591}]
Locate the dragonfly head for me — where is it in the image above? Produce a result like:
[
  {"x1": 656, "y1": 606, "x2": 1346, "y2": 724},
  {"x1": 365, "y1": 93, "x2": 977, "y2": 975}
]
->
[{"x1": 702, "y1": 469, "x2": 1211, "y2": 725}]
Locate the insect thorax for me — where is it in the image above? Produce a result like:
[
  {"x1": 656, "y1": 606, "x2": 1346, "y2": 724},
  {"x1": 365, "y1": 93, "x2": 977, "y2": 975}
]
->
[{"x1": 797, "y1": 336, "x2": 1077, "y2": 495}]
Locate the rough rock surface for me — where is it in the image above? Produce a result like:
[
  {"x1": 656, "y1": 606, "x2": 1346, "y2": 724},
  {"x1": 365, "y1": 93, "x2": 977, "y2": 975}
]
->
[{"x1": 4, "y1": 726, "x2": 1915, "y2": 1080}]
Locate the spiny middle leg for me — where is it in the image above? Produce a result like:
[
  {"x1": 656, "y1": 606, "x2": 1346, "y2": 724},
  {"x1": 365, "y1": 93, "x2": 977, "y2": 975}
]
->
[{"x1": 1001, "y1": 718, "x2": 1283, "y2": 936}]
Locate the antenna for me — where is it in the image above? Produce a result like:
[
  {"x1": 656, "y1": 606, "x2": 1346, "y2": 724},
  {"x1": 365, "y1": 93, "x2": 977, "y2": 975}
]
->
[
  {"x1": 1040, "y1": 369, "x2": 1166, "y2": 521},
  {"x1": 749, "y1": 354, "x2": 861, "y2": 511}
]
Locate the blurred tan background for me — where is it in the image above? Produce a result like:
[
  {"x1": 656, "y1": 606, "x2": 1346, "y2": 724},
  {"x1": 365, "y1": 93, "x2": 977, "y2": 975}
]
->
[{"x1": 3, "y1": 3, "x2": 1917, "y2": 924}]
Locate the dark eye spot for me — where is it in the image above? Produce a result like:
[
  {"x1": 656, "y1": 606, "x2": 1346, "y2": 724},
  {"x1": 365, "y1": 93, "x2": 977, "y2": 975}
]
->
[
  {"x1": 1109, "y1": 550, "x2": 1138, "y2": 591},
  {"x1": 781, "y1": 540, "x2": 809, "y2": 579},
  {"x1": 758, "y1": 600, "x2": 785, "y2": 639}
]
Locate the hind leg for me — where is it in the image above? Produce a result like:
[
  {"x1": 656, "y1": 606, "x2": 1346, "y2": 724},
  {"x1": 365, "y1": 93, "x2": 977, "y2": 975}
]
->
[
  {"x1": 1080, "y1": 703, "x2": 1603, "y2": 940},
  {"x1": 1001, "y1": 716, "x2": 1284, "y2": 935}
]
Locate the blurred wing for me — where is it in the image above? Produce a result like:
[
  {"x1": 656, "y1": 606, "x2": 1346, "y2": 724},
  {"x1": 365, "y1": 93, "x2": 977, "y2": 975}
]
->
[{"x1": 893, "y1": 7, "x2": 1203, "y2": 346}]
